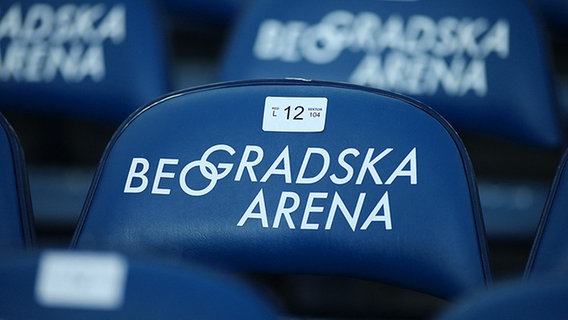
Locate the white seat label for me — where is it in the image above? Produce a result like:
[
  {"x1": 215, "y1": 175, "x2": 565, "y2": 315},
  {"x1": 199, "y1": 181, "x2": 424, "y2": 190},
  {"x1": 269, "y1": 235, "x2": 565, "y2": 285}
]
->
[
  {"x1": 263, "y1": 96, "x2": 328, "y2": 132},
  {"x1": 35, "y1": 251, "x2": 128, "y2": 310}
]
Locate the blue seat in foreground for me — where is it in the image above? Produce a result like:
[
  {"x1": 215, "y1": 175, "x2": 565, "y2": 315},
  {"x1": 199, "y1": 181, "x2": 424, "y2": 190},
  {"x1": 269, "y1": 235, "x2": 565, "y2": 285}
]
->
[
  {"x1": 0, "y1": 250, "x2": 277, "y2": 319},
  {"x1": 525, "y1": 149, "x2": 568, "y2": 278},
  {"x1": 0, "y1": 0, "x2": 169, "y2": 121},
  {"x1": 0, "y1": 112, "x2": 34, "y2": 249},
  {"x1": 435, "y1": 278, "x2": 568, "y2": 320},
  {"x1": 72, "y1": 79, "x2": 491, "y2": 300},
  {"x1": 218, "y1": 0, "x2": 563, "y2": 148}
]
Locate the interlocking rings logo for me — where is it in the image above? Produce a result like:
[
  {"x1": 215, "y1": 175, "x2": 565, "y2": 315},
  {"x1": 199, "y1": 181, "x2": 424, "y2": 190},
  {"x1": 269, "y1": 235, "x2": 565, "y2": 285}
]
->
[{"x1": 179, "y1": 145, "x2": 235, "y2": 196}]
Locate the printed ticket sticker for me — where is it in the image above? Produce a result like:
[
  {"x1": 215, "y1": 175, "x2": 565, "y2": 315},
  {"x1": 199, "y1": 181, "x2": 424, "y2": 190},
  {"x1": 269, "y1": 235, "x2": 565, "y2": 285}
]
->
[
  {"x1": 35, "y1": 251, "x2": 128, "y2": 310},
  {"x1": 263, "y1": 96, "x2": 328, "y2": 132}
]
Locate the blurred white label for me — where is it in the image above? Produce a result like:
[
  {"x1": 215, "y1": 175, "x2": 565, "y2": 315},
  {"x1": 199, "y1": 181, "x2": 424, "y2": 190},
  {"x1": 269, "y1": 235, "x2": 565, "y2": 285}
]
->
[
  {"x1": 35, "y1": 251, "x2": 128, "y2": 310},
  {"x1": 263, "y1": 96, "x2": 328, "y2": 132}
]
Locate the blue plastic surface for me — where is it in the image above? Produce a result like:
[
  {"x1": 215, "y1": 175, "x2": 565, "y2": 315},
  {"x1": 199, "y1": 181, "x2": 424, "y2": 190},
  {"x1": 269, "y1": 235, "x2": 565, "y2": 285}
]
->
[
  {"x1": 0, "y1": 112, "x2": 34, "y2": 249},
  {"x1": 219, "y1": 0, "x2": 563, "y2": 148},
  {"x1": 526, "y1": 149, "x2": 568, "y2": 277},
  {"x1": 436, "y1": 278, "x2": 568, "y2": 320},
  {"x1": 72, "y1": 79, "x2": 490, "y2": 300},
  {"x1": 0, "y1": 0, "x2": 169, "y2": 121},
  {"x1": 0, "y1": 250, "x2": 277, "y2": 319}
]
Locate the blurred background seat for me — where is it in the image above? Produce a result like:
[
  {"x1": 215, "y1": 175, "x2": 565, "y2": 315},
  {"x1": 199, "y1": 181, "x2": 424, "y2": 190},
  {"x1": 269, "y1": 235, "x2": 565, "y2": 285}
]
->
[
  {"x1": 0, "y1": 0, "x2": 171, "y2": 240},
  {"x1": 0, "y1": 249, "x2": 278, "y2": 319},
  {"x1": 435, "y1": 277, "x2": 568, "y2": 320},
  {"x1": 525, "y1": 148, "x2": 568, "y2": 278},
  {"x1": 0, "y1": 112, "x2": 34, "y2": 250},
  {"x1": 72, "y1": 79, "x2": 491, "y2": 317},
  {"x1": 219, "y1": 0, "x2": 563, "y2": 147}
]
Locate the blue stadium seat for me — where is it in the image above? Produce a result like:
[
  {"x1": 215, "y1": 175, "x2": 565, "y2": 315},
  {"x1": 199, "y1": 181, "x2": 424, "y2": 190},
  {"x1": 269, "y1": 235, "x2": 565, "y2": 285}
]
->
[
  {"x1": 0, "y1": 112, "x2": 34, "y2": 249},
  {"x1": 525, "y1": 149, "x2": 568, "y2": 278},
  {"x1": 218, "y1": 0, "x2": 563, "y2": 148},
  {"x1": 0, "y1": 250, "x2": 277, "y2": 319},
  {"x1": 72, "y1": 79, "x2": 491, "y2": 300},
  {"x1": 435, "y1": 278, "x2": 568, "y2": 319},
  {"x1": 0, "y1": 0, "x2": 172, "y2": 237},
  {"x1": 0, "y1": 0, "x2": 169, "y2": 121}
]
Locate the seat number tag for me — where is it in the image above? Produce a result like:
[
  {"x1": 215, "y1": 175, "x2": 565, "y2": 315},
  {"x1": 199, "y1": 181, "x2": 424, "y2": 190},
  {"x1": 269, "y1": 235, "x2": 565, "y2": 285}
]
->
[
  {"x1": 35, "y1": 251, "x2": 128, "y2": 310},
  {"x1": 263, "y1": 96, "x2": 328, "y2": 132}
]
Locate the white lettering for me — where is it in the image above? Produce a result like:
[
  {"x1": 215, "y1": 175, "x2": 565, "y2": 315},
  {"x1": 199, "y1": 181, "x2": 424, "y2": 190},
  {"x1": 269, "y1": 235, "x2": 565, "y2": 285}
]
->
[
  {"x1": 361, "y1": 191, "x2": 392, "y2": 230},
  {"x1": 325, "y1": 192, "x2": 366, "y2": 231},
  {"x1": 254, "y1": 19, "x2": 307, "y2": 62},
  {"x1": 235, "y1": 145, "x2": 264, "y2": 182},
  {"x1": 350, "y1": 53, "x2": 490, "y2": 97},
  {"x1": 179, "y1": 144, "x2": 235, "y2": 197},
  {"x1": 125, "y1": 145, "x2": 411, "y2": 232},
  {"x1": 237, "y1": 189, "x2": 269, "y2": 228},
  {"x1": 252, "y1": 11, "x2": 510, "y2": 97},
  {"x1": 0, "y1": 3, "x2": 127, "y2": 83},
  {"x1": 330, "y1": 148, "x2": 360, "y2": 185},
  {"x1": 355, "y1": 148, "x2": 393, "y2": 185},
  {"x1": 236, "y1": 190, "x2": 394, "y2": 231},
  {"x1": 124, "y1": 158, "x2": 149, "y2": 193},
  {"x1": 151, "y1": 158, "x2": 178, "y2": 195},
  {"x1": 123, "y1": 145, "x2": 418, "y2": 196},
  {"x1": 300, "y1": 192, "x2": 328, "y2": 230},
  {"x1": 260, "y1": 146, "x2": 292, "y2": 183},
  {"x1": 385, "y1": 147, "x2": 417, "y2": 185},
  {"x1": 273, "y1": 191, "x2": 300, "y2": 229},
  {"x1": 296, "y1": 147, "x2": 330, "y2": 184}
]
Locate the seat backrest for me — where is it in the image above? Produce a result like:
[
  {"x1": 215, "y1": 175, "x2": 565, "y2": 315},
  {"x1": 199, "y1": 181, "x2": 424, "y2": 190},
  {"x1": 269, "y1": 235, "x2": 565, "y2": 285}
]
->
[
  {"x1": 0, "y1": 112, "x2": 34, "y2": 249},
  {"x1": 0, "y1": 0, "x2": 169, "y2": 121},
  {"x1": 0, "y1": 250, "x2": 277, "y2": 319},
  {"x1": 72, "y1": 79, "x2": 491, "y2": 300},
  {"x1": 525, "y1": 149, "x2": 568, "y2": 277},
  {"x1": 218, "y1": 0, "x2": 563, "y2": 148},
  {"x1": 435, "y1": 278, "x2": 568, "y2": 320}
]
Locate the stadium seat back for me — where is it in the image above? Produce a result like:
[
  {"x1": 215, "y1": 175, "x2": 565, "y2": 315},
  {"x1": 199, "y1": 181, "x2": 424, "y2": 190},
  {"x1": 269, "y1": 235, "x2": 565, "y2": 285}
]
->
[
  {"x1": 0, "y1": 250, "x2": 277, "y2": 319},
  {"x1": 0, "y1": 0, "x2": 169, "y2": 121},
  {"x1": 219, "y1": 0, "x2": 563, "y2": 147},
  {"x1": 526, "y1": 149, "x2": 568, "y2": 277},
  {"x1": 73, "y1": 79, "x2": 490, "y2": 299},
  {"x1": 0, "y1": 112, "x2": 34, "y2": 249},
  {"x1": 436, "y1": 279, "x2": 568, "y2": 320}
]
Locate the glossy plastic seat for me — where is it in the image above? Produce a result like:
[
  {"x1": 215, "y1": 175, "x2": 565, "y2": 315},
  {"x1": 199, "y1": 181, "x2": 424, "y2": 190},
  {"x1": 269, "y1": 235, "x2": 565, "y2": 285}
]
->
[
  {"x1": 0, "y1": 0, "x2": 172, "y2": 234},
  {"x1": 0, "y1": 112, "x2": 34, "y2": 250},
  {"x1": 218, "y1": 0, "x2": 563, "y2": 148},
  {"x1": 72, "y1": 79, "x2": 491, "y2": 300},
  {"x1": 526, "y1": 149, "x2": 568, "y2": 278},
  {"x1": 0, "y1": 250, "x2": 277, "y2": 319},
  {"x1": 436, "y1": 278, "x2": 568, "y2": 320},
  {"x1": 0, "y1": 0, "x2": 169, "y2": 121}
]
